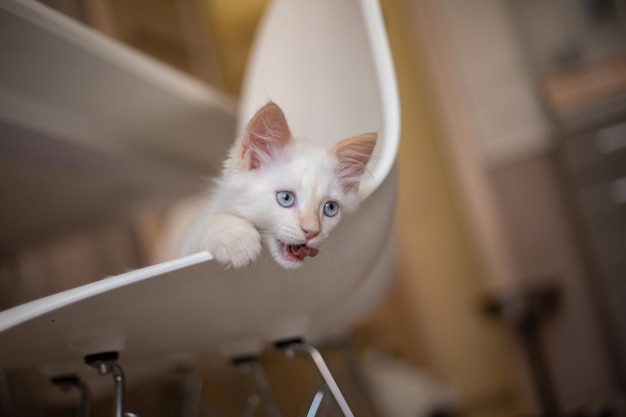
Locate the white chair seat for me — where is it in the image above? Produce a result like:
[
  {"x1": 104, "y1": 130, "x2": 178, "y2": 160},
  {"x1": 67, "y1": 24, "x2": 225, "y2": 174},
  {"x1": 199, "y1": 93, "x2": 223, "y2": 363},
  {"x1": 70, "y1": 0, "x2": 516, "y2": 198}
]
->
[{"x1": 0, "y1": 0, "x2": 399, "y2": 387}]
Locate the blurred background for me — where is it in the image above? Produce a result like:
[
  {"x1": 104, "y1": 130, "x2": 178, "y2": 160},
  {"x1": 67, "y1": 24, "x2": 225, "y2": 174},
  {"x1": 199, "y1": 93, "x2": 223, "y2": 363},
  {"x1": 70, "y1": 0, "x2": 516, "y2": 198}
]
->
[{"x1": 1, "y1": 0, "x2": 625, "y2": 416}]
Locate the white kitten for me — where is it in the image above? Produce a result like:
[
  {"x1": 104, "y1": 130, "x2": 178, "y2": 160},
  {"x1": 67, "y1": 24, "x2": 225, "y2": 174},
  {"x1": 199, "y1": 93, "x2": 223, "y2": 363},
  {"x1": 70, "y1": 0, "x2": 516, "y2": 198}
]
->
[{"x1": 180, "y1": 102, "x2": 376, "y2": 269}]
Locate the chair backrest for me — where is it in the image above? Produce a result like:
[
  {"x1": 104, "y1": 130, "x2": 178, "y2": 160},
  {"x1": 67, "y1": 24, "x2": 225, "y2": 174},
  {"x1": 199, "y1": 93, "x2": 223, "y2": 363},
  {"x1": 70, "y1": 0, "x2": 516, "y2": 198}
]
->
[
  {"x1": 227, "y1": 0, "x2": 400, "y2": 348},
  {"x1": 0, "y1": 0, "x2": 399, "y2": 377},
  {"x1": 239, "y1": 0, "x2": 399, "y2": 197}
]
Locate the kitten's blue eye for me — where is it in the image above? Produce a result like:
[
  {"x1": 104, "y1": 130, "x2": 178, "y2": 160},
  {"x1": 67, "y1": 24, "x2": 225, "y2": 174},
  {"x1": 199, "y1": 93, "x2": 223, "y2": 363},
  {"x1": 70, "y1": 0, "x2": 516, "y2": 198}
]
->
[
  {"x1": 276, "y1": 191, "x2": 296, "y2": 208},
  {"x1": 323, "y1": 201, "x2": 339, "y2": 217}
]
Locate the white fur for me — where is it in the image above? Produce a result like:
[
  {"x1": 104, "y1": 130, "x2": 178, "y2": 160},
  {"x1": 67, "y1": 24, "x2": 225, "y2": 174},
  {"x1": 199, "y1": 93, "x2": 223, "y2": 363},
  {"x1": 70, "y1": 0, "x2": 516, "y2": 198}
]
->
[
  {"x1": 180, "y1": 140, "x2": 361, "y2": 269},
  {"x1": 180, "y1": 102, "x2": 373, "y2": 269}
]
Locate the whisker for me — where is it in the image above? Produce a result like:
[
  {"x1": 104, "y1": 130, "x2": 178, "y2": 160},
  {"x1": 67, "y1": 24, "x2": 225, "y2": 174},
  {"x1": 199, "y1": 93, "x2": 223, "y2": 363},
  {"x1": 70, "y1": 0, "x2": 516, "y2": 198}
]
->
[
  {"x1": 320, "y1": 237, "x2": 341, "y2": 254},
  {"x1": 321, "y1": 238, "x2": 339, "y2": 248},
  {"x1": 260, "y1": 250, "x2": 272, "y2": 271},
  {"x1": 320, "y1": 246, "x2": 335, "y2": 270},
  {"x1": 363, "y1": 194, "x2": 385, "y2": 212}
]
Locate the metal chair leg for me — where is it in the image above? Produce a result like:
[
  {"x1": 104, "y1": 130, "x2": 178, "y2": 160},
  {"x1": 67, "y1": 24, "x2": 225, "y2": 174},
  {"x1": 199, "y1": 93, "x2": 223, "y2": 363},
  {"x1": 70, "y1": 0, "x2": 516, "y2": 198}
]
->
[
  {"x1": 84, "y1": 352, "x2": 138, "y2": 417},
  {"x1": 234, "y1": 357, "x2": 282, "y2": 417},
  {"x1": 0, "y1": 372, "x2": 15, "y2": 417},
  {"x1": 180, "y1": 368, "x2": 203, "y2": 417},
  {"x1": 304, "y1": 384, "x2": 329, "y2": 417},
  {"x1": 277, "y1": 342, "x2": 355, "y2": 417},
  {"x1": 242, "y1": 393, "x2": 260, "y2": 417},
  {"x1": 170, "y1": 363, "x2": 227, "y2": 417},
  {"x1": 51, "y1": 374, "x2": 92, "y2": 417}
]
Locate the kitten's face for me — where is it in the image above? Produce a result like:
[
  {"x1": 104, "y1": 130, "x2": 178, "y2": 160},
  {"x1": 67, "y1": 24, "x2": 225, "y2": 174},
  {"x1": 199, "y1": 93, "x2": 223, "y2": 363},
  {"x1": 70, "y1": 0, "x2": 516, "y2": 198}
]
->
[
  {"x1": 250, "y1": 144, "x2": 354, "y2": 268},
  {"x1": 228, "y1": 102, "x2": 376, "y2": 269}
]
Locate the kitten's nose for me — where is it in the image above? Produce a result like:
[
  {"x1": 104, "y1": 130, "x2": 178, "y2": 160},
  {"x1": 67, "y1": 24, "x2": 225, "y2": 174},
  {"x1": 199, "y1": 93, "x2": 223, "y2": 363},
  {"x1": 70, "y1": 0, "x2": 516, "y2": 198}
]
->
[{"x1": 301, "y1": 228, "x2": 319, "y2": 241}]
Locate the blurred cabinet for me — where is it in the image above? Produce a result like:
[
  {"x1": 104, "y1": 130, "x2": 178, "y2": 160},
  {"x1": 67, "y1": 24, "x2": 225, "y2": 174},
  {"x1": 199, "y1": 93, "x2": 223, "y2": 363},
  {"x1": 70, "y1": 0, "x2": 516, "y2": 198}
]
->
[
  {"x1": 511, "y1": 0, "x2": 626, "y2": 391},
  {"x1": 510, "y1": 0, "x2": 626, "y2": 75},
  {"x1": 558, "y1": 113, "x2": 626, "y2": 386}
]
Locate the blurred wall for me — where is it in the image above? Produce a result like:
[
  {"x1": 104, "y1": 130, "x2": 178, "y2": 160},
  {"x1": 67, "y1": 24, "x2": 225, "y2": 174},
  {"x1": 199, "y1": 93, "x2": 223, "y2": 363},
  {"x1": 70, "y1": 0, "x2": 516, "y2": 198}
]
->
[
  {"x1": 401, "y1": 0, "x2": 626, "y2": 413},
  {"x1": 354, "y1": 0, "x2": 519, "y2": 414}
]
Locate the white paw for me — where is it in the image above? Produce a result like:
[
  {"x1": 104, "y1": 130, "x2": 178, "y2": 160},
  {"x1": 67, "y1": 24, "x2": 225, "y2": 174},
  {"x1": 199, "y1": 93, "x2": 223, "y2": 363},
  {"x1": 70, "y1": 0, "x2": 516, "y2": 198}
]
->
[{"x1": 204, "y1": 217, "x2": 261, "y2": 269}]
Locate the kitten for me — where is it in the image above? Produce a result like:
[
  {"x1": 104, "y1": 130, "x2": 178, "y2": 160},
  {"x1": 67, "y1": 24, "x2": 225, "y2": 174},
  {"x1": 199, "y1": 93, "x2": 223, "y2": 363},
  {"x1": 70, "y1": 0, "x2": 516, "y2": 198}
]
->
[{"x1": 180, "y1": 102, "x2": 377, "y2": 269}]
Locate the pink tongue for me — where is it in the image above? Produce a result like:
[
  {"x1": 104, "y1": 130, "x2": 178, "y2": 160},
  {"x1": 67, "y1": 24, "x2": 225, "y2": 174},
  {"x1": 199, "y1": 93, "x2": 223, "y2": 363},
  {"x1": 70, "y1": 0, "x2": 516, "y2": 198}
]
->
[{"x1": 291, "y1": 245, "x2": 319, "y2": 258}]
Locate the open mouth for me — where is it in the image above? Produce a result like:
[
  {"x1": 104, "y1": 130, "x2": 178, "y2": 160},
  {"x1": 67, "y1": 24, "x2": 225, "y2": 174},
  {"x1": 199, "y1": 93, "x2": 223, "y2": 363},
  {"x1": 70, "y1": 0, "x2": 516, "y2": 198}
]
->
[{"x1": 277, "y1": 241, "x2": 319, "y2": 263}]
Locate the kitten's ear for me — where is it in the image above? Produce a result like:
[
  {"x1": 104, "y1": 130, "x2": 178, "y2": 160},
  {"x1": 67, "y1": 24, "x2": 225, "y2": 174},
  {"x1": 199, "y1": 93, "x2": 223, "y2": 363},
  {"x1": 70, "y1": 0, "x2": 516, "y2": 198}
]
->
[
  {"x1": 330, "y1": 132, "x2": 377, "y2": 192},
  {"x1": 240, "y1": 102, "x2": 292, "y2": 170}
]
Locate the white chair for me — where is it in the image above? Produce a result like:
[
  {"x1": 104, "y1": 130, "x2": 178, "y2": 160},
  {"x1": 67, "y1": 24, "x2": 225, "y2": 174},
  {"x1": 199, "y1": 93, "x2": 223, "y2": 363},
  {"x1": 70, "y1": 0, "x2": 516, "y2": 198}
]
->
[{"x1": 0, "y1": 0, "x2": 399, "y2": 415}]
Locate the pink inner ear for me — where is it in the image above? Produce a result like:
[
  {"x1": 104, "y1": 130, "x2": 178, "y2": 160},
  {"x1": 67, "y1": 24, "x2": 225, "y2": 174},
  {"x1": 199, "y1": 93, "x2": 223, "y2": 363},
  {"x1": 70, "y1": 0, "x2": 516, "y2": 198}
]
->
[
  {"x1": 331, "y1": 132, "x2": 377, "y2": 192},
  {"x1": 336, "y1": 161, "x2": 365, "y2": 192},
  {"x1": 241, "y1": 102, "x2": 292, "y2": 170},
  {"x1": 243, "y1": 139, "x2": 272, "y2": 170}
]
